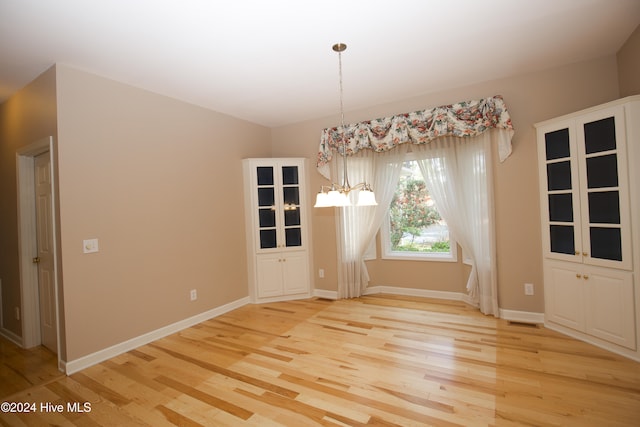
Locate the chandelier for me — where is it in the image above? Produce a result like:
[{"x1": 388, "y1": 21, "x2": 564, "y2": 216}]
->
[{"x1": 314, "y1": 43, "x2": 377, "y2": 208}]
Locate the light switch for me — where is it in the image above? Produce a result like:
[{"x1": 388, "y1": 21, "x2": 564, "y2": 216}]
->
[{"x1": 83, "y1": 238, "x2": 99, "y2": 254}]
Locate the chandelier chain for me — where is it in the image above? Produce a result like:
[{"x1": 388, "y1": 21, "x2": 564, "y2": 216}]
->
[
  {"x1": 338, "y1": 48, "x2": 345, "y2": 132},
  {"x1": 336, "y1": 46, "x2": 350, "y2": 188}
]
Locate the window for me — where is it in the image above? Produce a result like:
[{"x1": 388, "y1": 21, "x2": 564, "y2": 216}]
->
[{"x1": 381, "y1": 156, "x2": 456, "y2": 261}]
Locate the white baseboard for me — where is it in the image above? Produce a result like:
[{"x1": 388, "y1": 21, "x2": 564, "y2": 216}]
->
[
  {"x1": 0, "y1": 277, "x2": 23, "y2": 346},
  {"x1": 0, "y1": 326, "x2": 24, "y2": 347},
  {"x1": 314, "y1": 286, "x2": 464, "y2": 302},
  {"x1": 313, "y1": 289, "x2": 338, "y2": 300},
  {"x1": 499, "y1": 309, "x2": 544, "y2": 324},
  {"x1": 251, "y1": 293, "x2": 313, "y2": 304},
  {"x1": 64, "y1": 296, "x2": 250, "y2": 375}
]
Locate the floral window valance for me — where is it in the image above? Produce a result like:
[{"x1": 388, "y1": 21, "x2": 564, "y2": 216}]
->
[{"x1": 316, "y1": 95, "x2": 514, "y2": 178}]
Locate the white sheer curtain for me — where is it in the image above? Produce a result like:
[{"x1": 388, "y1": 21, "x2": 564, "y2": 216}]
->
[
  {"x1": 413, "y1": 129, "x2": 509, "y2": 316},
  {"x1": 330, "y1": 145, "x2": 409, "y2": 298}
]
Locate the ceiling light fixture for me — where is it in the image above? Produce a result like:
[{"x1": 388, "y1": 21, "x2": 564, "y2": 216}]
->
[{"x1": 314, "y1": 43, "x2": 377, "y2": 208}]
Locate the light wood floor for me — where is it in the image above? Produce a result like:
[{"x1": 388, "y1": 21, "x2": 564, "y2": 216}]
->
[
  {"x1": 0, "y1": 335, "x2": 62, "y2": 399},
  {"x1": 1, "y1": 295, "x2": 639, "y2": 426}
]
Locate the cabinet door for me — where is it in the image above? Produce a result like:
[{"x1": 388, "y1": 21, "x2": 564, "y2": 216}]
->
[
  {"x1": 544, "y1": 261, "x2": 585, "y2": 332},
  {"x1": 584, "y1": 267, "x2": 636, "y2": 349},
  {"x1": 539, "y1": 121, "x2": 583, "y2": 262},
  {"x1": 256, "y1": 254, "x2": 284, "y2": 298},
  {"x1": 255, "y1": 165, "x2": 279, "y2": 250},
  {"x1": 282, "y1": 252, "x2": 309, "y2": 295},
  {"x1": 280, "y1": 163, "x2": 304, "y2": 250},
  {"x1": 576, "y1": 106, "x2": 632, "y2": 270}
]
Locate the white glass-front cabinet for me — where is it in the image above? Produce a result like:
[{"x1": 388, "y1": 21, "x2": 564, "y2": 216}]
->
[
  {"x1": 536, "y1": 96, "x2": 640, "y2": 360},
  {"x1": 243, "y1": 158, "x2": 311, "y2": 302}
]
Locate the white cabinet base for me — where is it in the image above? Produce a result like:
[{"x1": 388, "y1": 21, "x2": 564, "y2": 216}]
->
[
  {"x1": 544, "y1": 260, "x2": 635, "y2": 350},
  {"x1": 256, "y1": 252, "x2": 310, "y2": 300}
]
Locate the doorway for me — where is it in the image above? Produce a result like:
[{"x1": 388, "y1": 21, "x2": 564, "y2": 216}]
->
[{"x1": 16, "y1": 136, "x2": 62, "y2": 370}]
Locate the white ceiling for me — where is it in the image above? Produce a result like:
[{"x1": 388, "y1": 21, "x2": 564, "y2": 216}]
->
[{"x1": 1, "y1": 0, "x2": 639, "y2": 127}]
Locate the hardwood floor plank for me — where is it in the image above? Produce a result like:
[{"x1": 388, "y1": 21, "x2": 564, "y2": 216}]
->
[
  {"x1": 372, "y1": 385, "x2": 455, "y2": 414},
  {"x1": 204, "y1": 336, "x2": 294, "y2": 362},
  {"x1": 70, "y1": 372, "x2": 131, "y2": 406},
  {"x1": 155, "y1": 404, "x2": 205, "y2": 427},
  {"x1": 155, "y1": 375, "x2": 253, "y2": 421},
  {"x1": 101, "y1": 360, "x2": 167, "y2": 393}
]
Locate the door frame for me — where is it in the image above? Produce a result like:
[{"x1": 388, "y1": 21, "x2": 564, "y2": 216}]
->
[{"x1": 16, "y1": 136, "x2": 61, "y2": 363}]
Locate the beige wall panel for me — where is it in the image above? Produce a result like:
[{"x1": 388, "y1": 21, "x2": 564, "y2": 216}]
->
[
  {"x1": 617, "y1": 24, "x2": 640, "y2": 97},
  {"x1": 55, "y1": 66, "x2": 270, "y2": 360}
]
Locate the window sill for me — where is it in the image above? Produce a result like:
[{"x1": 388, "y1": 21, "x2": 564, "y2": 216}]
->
[{"x1": 381, "y1": 252, "x2": 457, "y2": 262}]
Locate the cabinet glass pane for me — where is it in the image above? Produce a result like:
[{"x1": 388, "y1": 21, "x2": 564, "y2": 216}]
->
[
  {"x1": 548, "y1": 193, "x2": 573, "y2": 222},
  {"x1": 285, "y1": 228, "x2": 302, "y2": 247},
  {"x1": 588, "y1": 191, "x2": 620, "y2": 224},
  {"x1": 259, "y1": 230, "x2": 277, "y2": 249},
  {"x1": 586, "y1": 154, "x2": 618, "y2": 188},
  {"x1": 256, "y1": 167, "x2": 274, "y2": 185},
  {"x1": 549, "y1": 225, "x2": 575, "y2": 255},
  {"x1": 590, "y1": 227, "x2": 622, "y2": 261},
  {"x1": 284, "y1": 209, "x2": 301, "y2": 226},
  {"x1": 258, "y1": 209, "x2": 276, "y2": 228},
  {"x1": 282, "y1": 166, "x2": 299, "y2": 185},
  {"x1": 584, "y1": 117, "x2": 616, "y2": 154},
  {"x1": 545, "y1": 129, "x2": 570, "y2": 160},
  {"x1": 283, "y1": 187, "x2": 300, "y2": 205},
  {"x1": 547, "y1": 161, "x2": 572, "y2": 191},
  {"x1": 257, "y1": 188, "x2": 275, "y2": 206}
]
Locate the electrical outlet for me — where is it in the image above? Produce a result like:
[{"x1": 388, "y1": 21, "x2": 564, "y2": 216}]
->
[
  {"x1": 83, "y1": 238, "x2": 99, "y2": 254},
  {"x1": 318, "y1": 268, "x2": 325, "y2": 278},
  {"x1": 524, "y1": 283, "x2": 534, "y2": 296},
  {"x1": 190, "y1": 289, "x2": 197, "y2": 301}
]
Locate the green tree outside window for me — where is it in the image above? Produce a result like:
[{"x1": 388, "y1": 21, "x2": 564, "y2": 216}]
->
[{"x1": 388, "y1": 161, "x2": 450, "y2": 253}]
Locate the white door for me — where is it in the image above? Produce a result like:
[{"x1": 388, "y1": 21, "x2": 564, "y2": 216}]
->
[{"x1": 34, "y1": 152, "x2": 57, "y2": 353}]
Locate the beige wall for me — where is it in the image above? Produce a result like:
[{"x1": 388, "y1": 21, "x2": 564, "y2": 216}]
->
[
  {"x1": 0, "y1": 66, "x2": 58, "y2": 337},
  {"x1": 618, "y1": 24, "x2": 640, "y2": 96},
  {"x1": 272, "y1": 55, "x2": 621, "y2": 314},
  {"x1": 55, "y1": 65, "x2": 270, "y2": 360}
]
